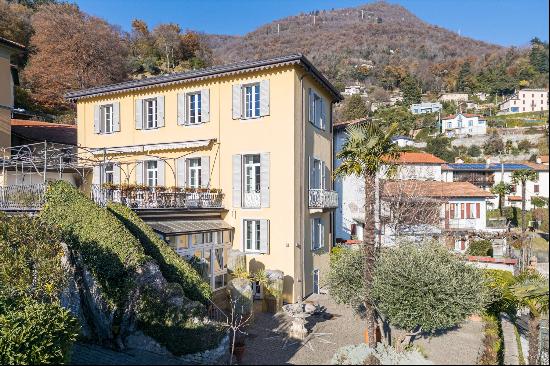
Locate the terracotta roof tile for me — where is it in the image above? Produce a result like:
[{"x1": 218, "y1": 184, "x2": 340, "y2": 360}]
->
[
  {"x1": 507, "y1": 196, "x2": 522, "y2": 202},
  {"x1": 383, "y1": 180, "x2": 494, "y2": 198},
  {"x1": 387, "y1": 151, "x2": 446, "y2": 164},
  {"x1": 333, "y1": 117, "x2": 368, "y2": 129},
  {"x1": 540, "y1": 155, "x2": 549, "y2": 164},
  {"x1": 11, "y1": 119, "x2": 76, "y2": 146},
  {"x1": 441, "y1": 113, "x2": 484, "y2": 120},
  {"x1": 520, "y1": 161, "x2": 549, "y2": 171}
]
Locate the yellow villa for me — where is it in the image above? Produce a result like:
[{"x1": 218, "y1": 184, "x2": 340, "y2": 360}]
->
[{"x1": 66, "y1": 54, "x2": 342, "y2": 304}]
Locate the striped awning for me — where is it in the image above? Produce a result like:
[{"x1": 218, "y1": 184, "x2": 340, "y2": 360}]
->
[{"x1": 148, "y1": 219, "x2": 233, "y2": 235}]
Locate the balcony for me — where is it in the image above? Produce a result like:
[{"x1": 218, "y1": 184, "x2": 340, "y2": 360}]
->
[
  {"x1": 309, "y1": 189, "x2": 338, "y2": 209},
  {"x1": 91, "y1": 185, "x2": 224, "y2": 209},
  {"x1": 453, "y1": 174, "x2": 495, "y2": 186}
]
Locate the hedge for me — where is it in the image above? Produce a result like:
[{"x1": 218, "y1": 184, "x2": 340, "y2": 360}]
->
[
  {"x1": 39, "y1": 181, "x2": 148, "y2": 307},
  {"x1": 107, "y1": 203, "x2": 211, "y2": 304},
  {"x1": 467, "y1": 240, "x2": 493, "y2": 257},
  {"x1": 0, "y1": 293, "x2": 80, "y2": 365}
]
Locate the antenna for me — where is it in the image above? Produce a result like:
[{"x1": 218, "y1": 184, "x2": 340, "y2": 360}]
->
[
  {"x1": 313, "y1": 15, "x2": 316, "y2": 25},
  {"x1": 361, "y1": 9, "x2": 364, "y2": 19},
  {"x1": 277, "y1": 23, "x2": 280, "y2": 34}
]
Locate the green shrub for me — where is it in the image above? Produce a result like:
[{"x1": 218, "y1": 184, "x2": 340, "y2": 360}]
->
[
  {"x1": 478, "y1": 313, "x2": 504, "y2": 365},
  {"x1": 484, "y1": 269, "x2": 517, "y2": 315},
  {"x1": 40, "y1": 181, "x2": 148, "y2": 307},
  {"x1": 467, "y1": 240, "x2": 493, "y2": 257},
  {"x1": 0, "y1": 294, "x2": 80, "y2": 365},
  {"x1": 107, "y1": 203, "x2": 211, "y2": 304},
  {"x1": 0, "y1": 215, "x2": 66, "y2": 302}
]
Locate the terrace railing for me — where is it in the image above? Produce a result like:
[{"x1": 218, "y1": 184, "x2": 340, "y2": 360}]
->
[
  {"x1": 0, "y1": 184, "x2": 46, "y2": 211},
  {"x1": 308, "y1": 189, "x2": 339, "y2": 209},
  {"x1": 91, "y1": 185, "x2": 224, "y2": 209}
]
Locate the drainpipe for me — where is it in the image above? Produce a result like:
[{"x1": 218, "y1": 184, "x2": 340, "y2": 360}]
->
[{"x1": 299, "y1": 72, "x2": 306, "y2": 302}]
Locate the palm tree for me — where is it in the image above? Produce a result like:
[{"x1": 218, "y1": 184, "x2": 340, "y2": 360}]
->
[
  {"x1": 512, "y1": 169, "x2": 538, "y2": 269},
  {"x1": 490, "y1": 181, "x2": 513, "y2": 216},
  {"x1": 334, "y1": 120, "x2": 400, "y2": 348},
  {"x1": 512, "y1": 273, "x2": 549, "y2": 365}
]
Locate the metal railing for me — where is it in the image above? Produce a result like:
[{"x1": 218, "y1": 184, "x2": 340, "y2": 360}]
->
[
  {"x1": 90, "y1": 185, "x2": 224, "y2": 209},
  {"x1": 0, "y1": 184, "x2": 46, "y2": 211},
  {"x1": 308, "y1": 189, "x2": 338, "y2": 209}
]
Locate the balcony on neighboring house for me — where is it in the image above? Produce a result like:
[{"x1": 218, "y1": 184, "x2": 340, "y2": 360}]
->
[
  {"x1": 91, "y1": 185, "x2": 224, "y2": 210},
  {"x1": 309, "y1": 188, "x2": 338, "y2": 209},
  {"x1": 453, "y1": 173, "x2": 495, "y2": 187}
]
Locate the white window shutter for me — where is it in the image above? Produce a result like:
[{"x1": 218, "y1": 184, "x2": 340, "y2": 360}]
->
[
  {"x1": 259, "y1": 220, "x2": 270, "y2": 254},
  {"x1": 177, "y1": 157, "x2": 186, "y2": 187},
  {"x1": 157, "y1": 96, "x2": 165, "y2": 127},
  {"x1": 260, "y1": 152, "x2": 270, "y2": 208},
  {"x1": 113, "y1": 163, "x2": 121, "y2": 185},
  {"x1": 177, "y1": 93, "x2": 186, "y2": 125},
  {"x1": 308, "y1": 88, "x2": 313, "y2": 123},
  {"x1": 157, "y1": 160, "x2": 165, "y2": 186},
  {"x1": 232, "y1": 84, "x2": 242, "y2": 119},
  {"x1": 259, "y1": 80, "x2": 270, "y2": 116},
  {"x1": 135, "y1": 161, "x2": 144, "y2": 185},
  {"x1": 94, "y1": 105, "x2": 101, "y2": 134},
  {"x1": 92, "y1": 165, "x2": 101, "y2": 185},
  {"x1": 232, "y1": 154, "x2": 242, "y2": 207},
  {"x1": 113, "y1": 102, "x2": 121, "y2": 132},
  {"x1": 320, "y1": 221, "x2": 325, "y2": 248},
  {"x1": 135, "y1": 99, "x2": 143, "y2": 130},
  {"x1": 310, "y1": 219, "x2": 315, "y2": 250},
  {"x1": 201, "y1": 89, "x2": 210, "y2": 122},
  {"x1": 200, "y1": 156, "x2": 210, "y2": 188}
]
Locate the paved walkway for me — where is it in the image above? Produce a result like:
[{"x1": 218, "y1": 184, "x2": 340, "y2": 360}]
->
[{"x1": 240, "y1": 293, "x2": 485, "y2": 365}]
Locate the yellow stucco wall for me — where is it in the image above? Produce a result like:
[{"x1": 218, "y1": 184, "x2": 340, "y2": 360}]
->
[
  {"x1": 0, "y1": 49, "x2": 13, "y2": 149},
  {"x1": 76, "y1": 64, "x2": 336, "y2": 302}
]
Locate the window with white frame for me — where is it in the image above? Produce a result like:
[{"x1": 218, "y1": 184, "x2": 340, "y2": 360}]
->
[
  {"x1": 310, "y1": 157, "x2": 324, "y2": 189},
  {"x1": 101, "y1": 104, "x2": 113, "y2": 134},
  {"x1": 243, "y1": 83, "x2": 260, "y2": 119},
  {"x1": 188, "y1": 92, "x2": 202, "y2": 124},
  {"x1": 146, "y1": 160, "x2": 158, "y2": 187},
  {"x1": 104, "y1": 163, "x2": 114, "y2": 184},
  {"x1": 243, "y1": 154, "x2": 261, "y2": 207},
  {"x1": 244, "y1": 219, "x2": 261, "y2": 252},
  {"x1": 165, "y1": 230, "x2": 231, "y2": 291},
  {"x1": 311, "y1": 217, "x2": 324, "y2": 250},
  {"x1": 145, "y1": 98, "x2": 158, "y2": 129},
  {"x1": 310, "y1": 91, "x2": 325, "y2": 129},
  {"x1": 188, "y1": 158, "x2": 202, "y2": 188}
]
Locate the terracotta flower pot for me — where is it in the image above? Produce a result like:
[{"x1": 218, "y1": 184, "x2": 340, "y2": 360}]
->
[{"x1": 364, "y1": 325, "x2": 382, "y2": 344}]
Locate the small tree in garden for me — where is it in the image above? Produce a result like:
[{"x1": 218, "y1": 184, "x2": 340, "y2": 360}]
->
[
  {"x1": 466, "y1": 239, "x2": 493, "y2": 257},
  {"x1": 327, "y1": 247, "x2": 365, "y2": 312},
  {"x1": 512, "y1": 169, "x2": 538, "y2": 269},
  {"x1": 490, "y1": 182, "x2": 513, "y2": 216},
  {"x1": 371, "y1": 242, "x2": 488, "y2": 345},
  {"x1": 512, "y1": 272, "x2": 549, "y2": 365}
]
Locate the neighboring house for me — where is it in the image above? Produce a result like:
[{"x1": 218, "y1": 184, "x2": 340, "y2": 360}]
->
[
  {"x1": 342, "y1": 85, "x2": 363, "y2": 96},
  {"x1": 475, "y1": 92, "x2": 489, "y2": 102},
  {"x1": 390, "y1": 135, "x2": 414, "y2": 147},
  {"x1": 0, "y1": 37, "x2": 24, "y2": 149},
  {"x1": 438, "y1": 93, "x2": 469, "y2": 103},
  {"x1": 410, "y1": 102, "x2": 442, "y2": 114},
  {"x1": 382, "y1": 180, "x2": 494, "y2": 251},
  {"x1": 66, "y1": 54, "x2": 342, "y2": 303},
  {"x1": 538, "y1": 155, "x2": 549, "y2": 165},
  {"x1": 442, "y1": 162, "x2": 549, "y2": 210},
  {"x1": 3, "y1": 119, "x2": 79, "y2": 186},
  {"x1": 440, "y1": 113, "x2": 487, "y2": 136},
  {"x1": 333, "y1": 139, "x2": 445, "y2": 241},
  {"x1": 498, "y1": 89, "x2": 548, "y2": 114}
]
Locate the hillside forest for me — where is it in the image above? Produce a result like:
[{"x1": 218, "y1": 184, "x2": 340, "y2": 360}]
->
[{"x1": 0, "y1": 0, "x2": 548, "y2": 123}]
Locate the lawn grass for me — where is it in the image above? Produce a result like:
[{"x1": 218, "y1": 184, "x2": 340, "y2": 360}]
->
[{"x1": 531, "y1": 234, "x2": 549, "y2": 252}]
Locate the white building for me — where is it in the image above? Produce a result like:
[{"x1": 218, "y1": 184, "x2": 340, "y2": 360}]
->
[
  {"x1": 342, "y1": 85, "x2": 363, "y2": 96},
  {"x1": 438, "y1": 93, "x2": 469, "y2": 103},
  {"x1": 440, "y1": 113, "x2": 487, "y2": 136},
  {"x1": 442, "y1": 162, "x2": 549, "y2": 211},
  {"x1": 410, "y1": 102, "x2": 442, "y2": 114},
  {"x1": 498, "y1": 89, "x2": 548, "y2": 114}
]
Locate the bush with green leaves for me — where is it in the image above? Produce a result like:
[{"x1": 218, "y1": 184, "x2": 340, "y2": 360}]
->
[
  {"x1": 107, "y1": 203, "x2": 211, "y2": 303},
  {"x1": 0, "y1": 214, "x2": 66, "y2": 302},
  {"x1": 372, "y1": 243, "x2": 489, "y2": 334},
  {"x1": 483, "y1": 269, "x2": 517, "y2": 315},
  {"x1": 467, "y1": 239, "x2": 493, "y2": 257},
  {"x1": 327, "y1": 246, "x2": 365, "y2": 312},
  {"x1": 0, "y1": 293, "x2": 80, "y2": 365},
  {"x1": 39, "y1": 181, "x2": 148, "y2": 308}
]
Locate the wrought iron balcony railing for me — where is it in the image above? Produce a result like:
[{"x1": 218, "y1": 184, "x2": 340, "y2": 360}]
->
[
  {"x1": 0, "y1": 184, "x2": 46, "y2": 211},
  {"x1": 308, "y1": 189, "x2": 338, "y2": 209},
  {"x1": 91, "y1": 185, "x2": 224, "y2": 209}
]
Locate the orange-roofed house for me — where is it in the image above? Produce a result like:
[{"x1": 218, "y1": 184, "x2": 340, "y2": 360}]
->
[
  {"x1": 440, "y1": 112, "x2": 487, "y2": 137},
  {"x1": 380, "y1": 180, "x2": 496, "y2": 251}
]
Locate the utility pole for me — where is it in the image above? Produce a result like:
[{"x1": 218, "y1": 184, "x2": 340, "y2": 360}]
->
[
  {"x1": 361, "y1": 9, "x2": 364, "y2": 19},
  {"x1": 277, "y1": 23, "x2": 280, "y2": 34},
  {"x1": 313, "y1": 15, "x2": 316, "y2": 25}
]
